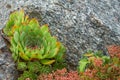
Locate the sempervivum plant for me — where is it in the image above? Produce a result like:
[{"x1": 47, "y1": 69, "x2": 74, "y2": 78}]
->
[{"x1": 3, "y1": 10, "x2": 66, "y2": 65}]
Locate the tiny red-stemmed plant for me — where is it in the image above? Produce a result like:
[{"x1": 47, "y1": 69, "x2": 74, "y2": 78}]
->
[
  {"x1": 37, "y1": 68, "x2": 80, "y2": 80},
  {"x1": 79, "y1": 48, "x2": 120, "y2": 80},
  {"x1": 107, "y1": 45, "x2": 120, "y2": 58}
]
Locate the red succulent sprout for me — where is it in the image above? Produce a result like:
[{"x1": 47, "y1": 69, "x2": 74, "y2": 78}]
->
[
  {"x1": 93, "y1": 58, "x2": 103, "y2": 67},
  {"x1": 107, "y1": 45, "x2": 120, "y2": 58}
]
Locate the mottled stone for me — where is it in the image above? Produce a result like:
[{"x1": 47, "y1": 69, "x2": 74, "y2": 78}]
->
[
  {"x1": 0, "y1": 35, "x2": 6, "y2": 49},
  {"x1": 0, "y1": 0, "x2": 120, "y2": 78},
  {"x1": 0, "y1": 47, "x2": 18, "y2": 80}
]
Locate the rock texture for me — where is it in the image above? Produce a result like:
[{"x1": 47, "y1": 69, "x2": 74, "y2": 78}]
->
[
  {"x1": 0, "y1": 0, "x2": 120, "y2": 79},
  {"x1": 0, "y1": 47, "x2": 18, "y2": 80}
]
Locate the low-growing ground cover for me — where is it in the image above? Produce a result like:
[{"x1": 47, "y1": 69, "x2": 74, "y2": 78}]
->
[{"x1": 2, "y1": 10, "x2": 120, "y2": 80}]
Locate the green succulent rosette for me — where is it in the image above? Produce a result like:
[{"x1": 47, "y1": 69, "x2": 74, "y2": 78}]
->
[{"x1": 3, "y1": 10, "x2": 66, "y2": 65}]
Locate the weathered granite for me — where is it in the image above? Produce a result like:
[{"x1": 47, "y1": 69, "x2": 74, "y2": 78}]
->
[
  {"x1": 0, "y1": 0, "x2": 120, "y2": 79},
  {"x1": 0, "y1": 35, "x2": 6, "y2": 49},
  {"x1": 0, "y1": 47, "x2": 18, "y2": 80}
]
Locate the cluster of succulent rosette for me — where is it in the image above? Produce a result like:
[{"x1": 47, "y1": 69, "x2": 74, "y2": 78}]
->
[
  {"x1": 3, "y1": 10, "x2": 66, "y2": 65},
  {"x1": 3, "y1": 10, "x2": 66, "y2": 80},
  {"x1": 3, "y1": 10, "x2": 120, "y2": 80}
]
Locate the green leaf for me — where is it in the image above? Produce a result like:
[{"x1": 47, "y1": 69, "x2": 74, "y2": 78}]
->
[
  {"x1": 11, "y1": 38, "x2": 17, "y2": 48},
  {"x1": 19, "y1": 52, "x2": 30, "y2": 61},
  {"x1": 78, "y1": 58, "x2": 89, "y2": 72},
  {"x1": 40, "y1": 59, "x2": 55, "y2": 65},
  {"x1": 14, "y1": 31, "x2": 19, "y2": 43},
  {"x1": 20, "y1": 32, "x2": 25, "y2": 42},
  {"x1": 84, "y1": 53, "x2": 94, "y2": 57},
  {"x1": 12, "y1": 52, "x2": 18, "y2": 61},
  {"x1": 18, "y1": 43, "x2": 24, "y2": 53},
  {"x1": 46, "y1": 48, "x2": 59, "y2": 58},
  {"x1": 28, "y1": 18, "x2": 39, "y2": 28},
  {"x1": 30, "y1": 52, "x2": 42, "y2": 60},
  {"x1": 40, "y1": 24, "x2": 49, "y2": 36},
  {"x1": 55, "y1": 45, "x2": 65, "y2": 61},
  {"x1": 102, "y1": 56, "x2": 110, "y2": 64}
]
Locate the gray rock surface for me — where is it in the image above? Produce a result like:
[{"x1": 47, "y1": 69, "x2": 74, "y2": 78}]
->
[
  {"x1": 0, "y1": 47, "x2": 18, "y2": 80},
  {"x1": 0, "y1": 35, "x2": 6, "y2": 49},
  {"x1": 0, "y1": 0, "x2": 120, "y2": 79}
]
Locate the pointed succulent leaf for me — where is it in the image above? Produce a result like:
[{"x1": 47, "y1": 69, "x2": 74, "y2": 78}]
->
[
  {"x1": 18, "y1": 43, "x2": 25, "y2": 53},
  {"x1": 39, "y1": 47, "x2": 44, "y2": 55},
  {"x1": 12, "y1": 52, "x2": 18, "y2": 61},
  {"x1": 78, "y1": 58, "x2": 89, "y2": 72},
  {"x1": 24, "y1": 49, "x2": 31, "y2": 58},
  {"x1": 30, "y1": 53, "x2": 41, "y2": 60},
  {"x1": 11, "y1": 38, "x2": 17, "y2": 47},
  {"x1": 19, "y1": 52, "x2": 30, "y2": 61},
  {"x1": 84, "y1": 53, "x2": 94, "y2": 57},
  {"x1": 41, "y1": 24, "x2": 49, "y2": 31},
  {"x1": 14, "y1": 31, "x2": 20, "y2": 43},
  {"x1": 102, "y1": 56, "x2": 110, "y2": 64},
  {"x1": 24, "y1": 15, "x2": 29, "y2": 22},
  {"x1": 30, "y1": 50, "x2": 42, "y2": 60},
  {"x1": 55, "y1": 44, "x2": 66, "y2": 61},
  {"x1": 40, "y1": 59, "x2": 55, "y2": 65},
  {"x1": 28, "y1": 18, "x2": 39, "y2": 28},
  {"x1": 20, "y1": 32, "x2": 25, "y2": 42},
  {"x1": 11, "y1": 25, "x2": 19, "y2": 34},
  {"x1": 46, "y1": 48, "x2": 59, "y2": 58}
]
